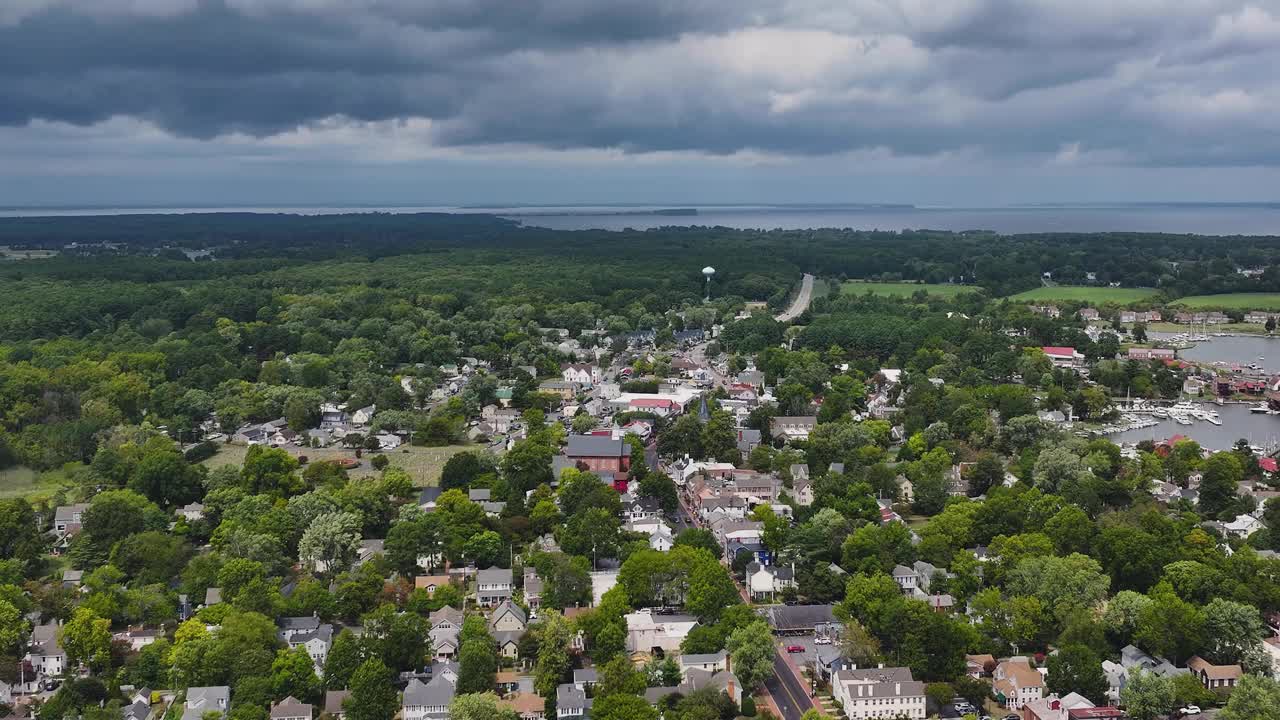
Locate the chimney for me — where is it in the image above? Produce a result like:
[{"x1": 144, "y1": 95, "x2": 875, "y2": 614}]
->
[{"x1": 895, "y1": 682, "x2": 900, "y2": 695}]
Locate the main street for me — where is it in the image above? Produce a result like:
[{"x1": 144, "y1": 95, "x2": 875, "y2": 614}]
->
[{"x1": 672, "y1": 485, "x2": 817, "y2": 720}]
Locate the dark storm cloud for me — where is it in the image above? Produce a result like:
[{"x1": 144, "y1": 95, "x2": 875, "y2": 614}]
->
[{"x1": 2, "y1": 0, "x2": 1279, "y2": 165}]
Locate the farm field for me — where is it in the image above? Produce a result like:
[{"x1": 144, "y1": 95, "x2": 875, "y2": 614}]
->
[
  {"x1": 1008, "y1": 286, "x2": 1158, "y2": 303},
  {"x1": 841, "y1": 281, "x2": 977, "y2": 298},
  {"x1": 1172, "y1": 293, "x2": 1280, "y2": 311},
  {"x1": 199, "y1": 443, "x2": 476, "y2": 487}
]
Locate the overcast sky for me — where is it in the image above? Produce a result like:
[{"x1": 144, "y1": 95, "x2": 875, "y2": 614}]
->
[{"x1": 3, "y1": 0, "x2": 1280, "y2": 206}]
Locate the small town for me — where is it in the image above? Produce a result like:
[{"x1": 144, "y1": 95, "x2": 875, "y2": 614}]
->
[{"x1": 5, "y1": 262, "x2": 1280, "y2": 720}]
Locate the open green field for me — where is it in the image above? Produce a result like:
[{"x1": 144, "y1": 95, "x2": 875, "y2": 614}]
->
[
  {"x1": 1009, "y1": 286, "x2": 1158, "y2": 303},
  {"x1": 841, "y1": 281, "x2": 977, "y2": 298},
  {"x1": 0, "y1": 465, "x2": 72, "y2": 501},
  {"x1": 200, "y1": 443, "x2": 475, "y2": 487},
  {"x1": 1172, "y1": 293, "x2": 1280, "y2": 311}
]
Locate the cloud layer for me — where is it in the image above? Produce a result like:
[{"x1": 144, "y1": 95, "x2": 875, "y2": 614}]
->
[{"x1": 2, "y1": 1, "x2": 1280, "y2": 203}]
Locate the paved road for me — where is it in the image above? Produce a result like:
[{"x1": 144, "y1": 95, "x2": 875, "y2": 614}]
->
[
  {"x1": 775, "y1": 273, "x2": 816, "y2": 322},
  {"x1": 764, "y1": 650, "x2": 816, "y2": 720}
]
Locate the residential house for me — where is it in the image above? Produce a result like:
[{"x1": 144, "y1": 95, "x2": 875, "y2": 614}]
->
[
  {"x1": 1103, "y1": 644, "x2": 1186, "y2": 702},
  {"x1": 477, "y1": 567, "x2": 514, "y2": 607},
  {"x1": 522, "y1": 570, "x2": 543, "y2": 610},
  {"x1": 1119, "y1": 311, "x2": 1137, "y2": 324},
  {"x1": 323, "y1": 691, "x2": 349, "y2": 720},
  {"x1": 112, "y1": 626, "x2": 162, "y2": 651},
  {"x1": 277, "y1": 620, "x2": 333, "y2": 675},
  {"x1": 494, "y1": 632, "x2": 522, "y2": 659},
  {"x1": 269, "y1": 697, "x2": 312, "y2": 720},
  {"x1": 625, "y1": 610, "x2": 699, "y2": 655},
  {"x1": 1187, "y1": 655, "x2": 1242, "y2": 690},
  {"x1": 429, "y1": 606, "x2": 465, "y2": 632},
  {"x1": 490, "y1": 601, "x2": 528, "y2": 634},
  {"x1": 61, "y1": 569, "x2": 83, "y2": 590},
  {"x1": 183, "y1": 687, "x2": 231, "y2": 720},
  {"x1": 993, "y1": 659, "x2": 1045, "y2": 710},
  {"x1": 966, "y1": 654, "x2": 996, "y2": 679},
  {"x1": 758, "y1": 604, "x2": 839, "y2": 635},
  {"x1": 204, "y1": 587, "x2": 223, "y2": 606},
  {"x1": 538, "y1": 381, "x2": 580, "y2": 401},
  {"x1": 414, "y1": 575, "x2": 454, "y2": 595},
  {"x1": 565, "y1": 435, "x2": 631, "y2": 474},
  {"x1": 647, "y1": 523, "x2": 674, "y2": 552},
  {"x1": 746, "y1": 562, "x2": 796, "y2": 601},
  {"x1": 402, "y1": 675, "x2": 454, "y2": 720},
  {"x1": 572, "y1": 668, "x2": 597, "y2": 692},
  {"x1": 1030, "y1": 305, "x2": 1061, "y2": 319},
  {"x1": 556, "y1": 684, "x2": 590, "y2": 719},
  {"x1": 1023, "y1": 693, "x2": 1096, "y2": 720},
  {"x1": 24, "y1": 624, "x2": 66, "y2": 677},
  {"x1": 499, "y1": 693, "x2": 546, "y2": 720},
  {"x1": 679, "y1": 651, "x2": 728, "y2": 680},
  {"x1": 178, "y1": 502, "x2": 205, "y2": 521},
  {"x1": 560, "y1": 364, "x2": 600, "y2": 386},
  {"x1": 1079, "y1": 308, "x2": 1100, "y2": 321},
  {"x1": 771, "y1": 416, "x2": 818, "y2": 442},
  {"x1": 678, "y1": 668, "x2": 743, "y2": 705},
  {"x1": 430, "y1": 626, "x2": 460, "y2": 661},
  {"x1": 831, "y1": 666, "x2": 926, "y2": 720},
  {"x1": 1041, "y1": 346, "x2": 1085, "y2": 370},
  {"x1": 51, "y1": 503, "x2": 90, "y2": 549}
]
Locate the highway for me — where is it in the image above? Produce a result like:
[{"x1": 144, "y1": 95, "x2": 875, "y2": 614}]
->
[{"x1": 775, "y1": 273, "x2": 815, "y2": 322}]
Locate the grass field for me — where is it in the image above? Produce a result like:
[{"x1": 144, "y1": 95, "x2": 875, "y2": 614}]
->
[
  {"x1": 0, "y1": 465, "x2": 73, "y2": 501},
  {"x1": 200, "y1": 443, "x2": 476, "y2": 487},
  {"x1": 1009, "y1": 286, "x2": 1158, "y2": 303},
  {"x1": 841, "y1": 281, "x2": 977, "y2": 298},
  {"x1": 1172, "y1": 293, "x2": 1280, "y2": 311}
]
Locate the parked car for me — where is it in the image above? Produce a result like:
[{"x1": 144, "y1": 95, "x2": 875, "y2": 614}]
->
[
  {"x1": 785, "y1": 645, "x2": 805, "y2": 653},
  {"x1": 954, "y1": 702, "x2": 977, "y2": 715},
  {"x1": 1178, "y1": 707, "x2": 1201, "y2": 717}
]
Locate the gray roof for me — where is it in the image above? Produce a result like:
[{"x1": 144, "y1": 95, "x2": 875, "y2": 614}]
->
[
  {"x1": 403, "y1": 676, "x2": 455, "y2": 708},
  {"x1": 680, "y1": 650, "x2": 727, "y2": 666},
  {"x1": 270, "y1": 697, "x2": 313, "y2": 720},
  {"x1": 30, "y1": 624, "x2": 63, "y2": 656},
  {"x1": 493, "y1": 630, "x2": 523, "y2": 648},
  {"x1": 429, "y1": 626, "x2": 460, "y2": 649},
  {"x1": 281, "y1": 624, "x2": 334, "y2": 646},
  {"x1": 418, "y1": 487, "x2": 443, "y2": 505},
  {"x1": 323, "y1": 691, "x2": 350, "y2": 716},
  {"x1": 468, "y1": 489, "x2": 492, "y2": 501},
  {"x1": 489, "y1": 600, "x2": 527, "y2": 627},
  {"x1": 279, "y1": 617, "x2": 321, "y2": 632},
  {"x1": 204, "y1": 587, "x2": 222, "y2": 605},
  {"x1": 429, "y1": 606, "x2": 464, "y2": 628},
  {"x1": 758, "y1": 604, "x2": 837, "y2": 631},
  {"x1": 573, "y1": 668, "x2": 598, "y2": 684},
  {"x1": 556, "y1": 684, "x2": 589, "y2": 710},
  {"x1": 477, "y1": 567, "x2": 513, "y2": 585},
  {"x1": 566, "y1": 434, "x2": 626, "y2": 458},
  {"x1": 183, "y1": 686, "x2": 230, "y2": 720}
]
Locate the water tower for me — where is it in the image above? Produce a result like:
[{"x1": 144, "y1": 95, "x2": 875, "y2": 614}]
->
[{"x1": 702, "y1": 266, "x2": 716, "y2": 300}]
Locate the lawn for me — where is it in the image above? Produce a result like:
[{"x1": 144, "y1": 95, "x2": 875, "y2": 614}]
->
[
  {"x1": 0, "y1": 465, "x2": 73, "y2": 501},
  {"x1": 200, "y1": 443, "x2": 476, "y2": 487},
  {"x1": 1008, "y1": 286, "x2": 1158, "y2": 303},
  {"x1": 1172, "y1": 293, "x2": 1280, "y2": 311},
  {"x1": 841, "y1": 281, "x2": 977, "y2": 298}
]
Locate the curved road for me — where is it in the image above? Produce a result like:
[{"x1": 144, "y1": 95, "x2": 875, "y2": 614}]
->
[{"x1": 775, "y1": 273, "x2": 815, "y2": 322}]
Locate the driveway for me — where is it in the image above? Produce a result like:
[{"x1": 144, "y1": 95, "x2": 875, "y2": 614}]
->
[{"x1": 775, "y1": 273, "x2": 815, "y2": 322}]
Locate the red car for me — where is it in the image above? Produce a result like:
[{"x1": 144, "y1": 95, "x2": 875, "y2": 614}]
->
[{"x1": 785, "y1": 645, "x2": 805, "y2": 653}]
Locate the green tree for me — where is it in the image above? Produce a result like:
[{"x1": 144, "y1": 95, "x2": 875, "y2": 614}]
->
[
  {"x1": 346, "y1": 658, "x2": 398, "y2": 720},
  {"x1": 1119, "y1": 668, "x2": 1175, "y2": 720},
  {"x1": 323, "y1": 629, "x2": 367, "y2": 690},
  {"x1": 724, "y1": 620, "x2": 775, "y2": 693},
  {"x1": 1199, "y1": 452, "x2": 1242, "y2": 518},
  {"x1": 1220, "y1": 673, "x2": 1280, "y2": 720},
  {"x1": 590, "y1": 693, "x2": 658, "y2": 720},
  {"x1": 271, "y1": 646, "x2": 322, "y2": 704},
  {"x1": 457, "y1": 637, "x2": 499, "y2": 694},
  {"x1": 297, "y1": 512, "x2": 362, "y2": 575},
  {"x1": 534, "y1": 610, "x2": 573, "y2": 698},
  {"x1": 1203, "y1": 597, "x2": 1265, "y2": 665},
  {"x1": 1046, "y1": 644, "x2": 1107, "y2": 703},
  {"x1": 449, "y1": 693, "x2": 519, "y2": 720},
  {"x1": 60, "y1": 606, "x2": 112, "y2": 671},
  {"x1": 595, "y1": 654, "x2": 647, "y2": 699},
  {"x1": 0, "y1": 598, "x2": 30, "y2": 653}
]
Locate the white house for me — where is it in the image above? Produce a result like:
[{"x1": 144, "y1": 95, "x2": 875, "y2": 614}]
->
[
  {"x1": 24, "y1": 624, "x2": 66, "y2": 678},
  {"x1": 477, "y1": 567, "x2": 514, "y2": 606},
  {"x1": 747, "y1": 562, "x2": 796, "y2": 601},
  {"x1": 561, "y1": 364, "x2": 600, "y2": 386},
  {"x1": 679, "y1": 651, "x2": 728, "y2": 680},
  {"x1": 831, "y1": 667, "x2": 926, "y2": 720},
  {"x1": 402, "y1": 675, "x2": 454, "y2": 720}
]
